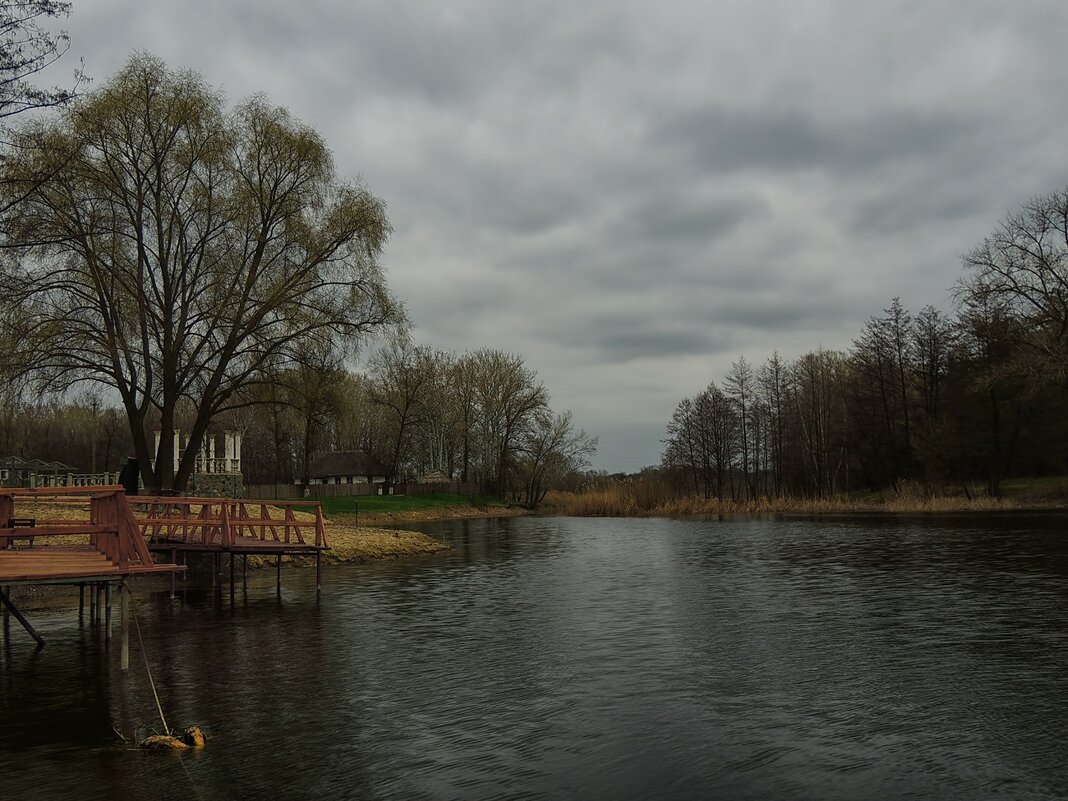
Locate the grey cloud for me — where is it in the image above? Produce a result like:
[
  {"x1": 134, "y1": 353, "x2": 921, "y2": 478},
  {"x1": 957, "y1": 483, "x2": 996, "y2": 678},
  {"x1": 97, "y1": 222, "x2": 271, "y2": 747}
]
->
[
  {"x1": 655, "y1": 105, "x2": 976, "y2": 177},
  {"x1": 590, "y1": 328, "x2": 728, "y2": 363},
  {"x1": 57, "y1": 0, "x2": 1068, "y2": 472},
  {"x1": 542, "y1": 310, "x2": 735, "y2": 364},
  {"x1": 612, "y1": 191, "x2": 767, "y2": 246}
]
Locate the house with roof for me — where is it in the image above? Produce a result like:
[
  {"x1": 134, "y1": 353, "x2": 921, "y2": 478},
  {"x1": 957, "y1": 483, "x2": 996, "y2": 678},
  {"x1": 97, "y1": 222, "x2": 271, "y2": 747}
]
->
[{"x1": 306, "y1": 451, "x2": 393, "y2": 487}]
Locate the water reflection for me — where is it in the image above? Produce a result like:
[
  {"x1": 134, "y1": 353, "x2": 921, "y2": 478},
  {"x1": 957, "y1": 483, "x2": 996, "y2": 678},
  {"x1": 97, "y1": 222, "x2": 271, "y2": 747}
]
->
[{"x1": 3, "y1": 514, "x2": 1068, "y2": 799}]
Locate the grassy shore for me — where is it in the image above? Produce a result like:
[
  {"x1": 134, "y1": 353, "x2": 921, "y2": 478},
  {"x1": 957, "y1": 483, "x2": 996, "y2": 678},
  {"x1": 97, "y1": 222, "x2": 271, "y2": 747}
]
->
[{"x1": 540, "y1": 477, "x2": 1068, "y2": 518}]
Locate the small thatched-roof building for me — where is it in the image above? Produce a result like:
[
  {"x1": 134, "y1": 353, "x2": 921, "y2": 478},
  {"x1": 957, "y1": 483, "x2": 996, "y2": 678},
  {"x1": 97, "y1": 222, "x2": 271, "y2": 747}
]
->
[{"x1": 307, "y1": 451, "x2": 392, "y2": 486}]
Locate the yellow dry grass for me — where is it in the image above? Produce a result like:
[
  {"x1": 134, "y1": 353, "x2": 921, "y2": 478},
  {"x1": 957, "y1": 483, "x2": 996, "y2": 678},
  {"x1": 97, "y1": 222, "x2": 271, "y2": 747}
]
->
[{"x1": 267, "y1": 524, "x2": 449, "y2": 567}]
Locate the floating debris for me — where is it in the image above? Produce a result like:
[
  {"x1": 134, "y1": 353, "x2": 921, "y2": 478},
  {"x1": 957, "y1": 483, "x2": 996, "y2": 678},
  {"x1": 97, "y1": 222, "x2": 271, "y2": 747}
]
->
[{"x1": 140, "y1": 726, "x2": 206, "y2": 750}]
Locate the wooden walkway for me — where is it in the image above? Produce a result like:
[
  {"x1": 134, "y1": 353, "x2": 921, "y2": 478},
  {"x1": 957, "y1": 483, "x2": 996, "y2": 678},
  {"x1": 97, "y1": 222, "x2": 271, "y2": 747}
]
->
[{"x1": 134, "y1": 496, "x2": 330, "y2": 592}]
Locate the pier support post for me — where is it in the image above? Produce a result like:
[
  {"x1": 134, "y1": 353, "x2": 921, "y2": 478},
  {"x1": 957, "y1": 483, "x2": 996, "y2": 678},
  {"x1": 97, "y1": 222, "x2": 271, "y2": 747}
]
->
[
  {"x1": 316, "y1": 549, "x2": 322, "y2": 593},
  {"x1": 120, "y1": 582, "x2": 129, "y2": 672},
  {"x1": 242, "y1": 554, "x2": 247, "y2": 590},
  {"x1": 276, "y1": 554, "x2": 281, "y2": 595},
  {"x1": 170, "y1": 549, "x2": 176, "y2": 599},
  {"x1": 105, "y1": 582, "x2": 112, "y2": 641},
  {"x1": 79, "y1": 584, "x2": 84, "y2": 619},
  {"x1": 0, "y1": 587, "x2": 44, "y2": 648},
  {"x1": 229, "y1": 552, "x2": 235, "y2": 605}
]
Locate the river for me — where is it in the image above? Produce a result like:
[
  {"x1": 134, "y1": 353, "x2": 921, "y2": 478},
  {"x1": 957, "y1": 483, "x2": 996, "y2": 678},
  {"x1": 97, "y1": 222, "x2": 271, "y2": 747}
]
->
[{"x1": 2, "y1": 513, "x2": 1068, "y2": 800}]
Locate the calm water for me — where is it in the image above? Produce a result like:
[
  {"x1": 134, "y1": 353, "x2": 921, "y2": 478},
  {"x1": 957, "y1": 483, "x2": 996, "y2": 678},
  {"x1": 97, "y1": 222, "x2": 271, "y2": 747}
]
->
[{"x1": 3, "y1": 514, "x2": 1068, "y2": 800}]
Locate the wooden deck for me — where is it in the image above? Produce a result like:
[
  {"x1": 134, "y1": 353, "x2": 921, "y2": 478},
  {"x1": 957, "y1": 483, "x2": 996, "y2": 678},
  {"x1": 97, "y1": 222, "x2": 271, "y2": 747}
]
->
[
  {"x1": 0, "y1": 486, "x2": 183, "y2": 584},
  {"x1": 0, "y1": 547, "x2": 181, "y2": 584},
  {"x1": 0, "y1": 487, "x2": 184, "y2": 650},
  {"x1": 0, "y1": 489, "x2": 326, "y2": 650}
]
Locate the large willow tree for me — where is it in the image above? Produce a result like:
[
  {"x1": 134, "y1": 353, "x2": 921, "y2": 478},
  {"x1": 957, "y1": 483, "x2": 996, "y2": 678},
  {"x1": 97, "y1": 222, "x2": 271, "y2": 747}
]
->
[{"x1": 0, "y1": 54, "x2": 400, "y2": 491}]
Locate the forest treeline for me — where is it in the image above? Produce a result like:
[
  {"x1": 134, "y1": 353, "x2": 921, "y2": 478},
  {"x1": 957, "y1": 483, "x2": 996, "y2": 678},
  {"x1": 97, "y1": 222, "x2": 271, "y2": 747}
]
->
[
  {"x1": 240, "y1": 343, "x2": 596, "y2": 506},
  {"x1": 0, "y1": 343, "x2": 596, "y2": 507},
  {"x1": 659, "y1": 188, "x2": 1068, "y2": 501}
]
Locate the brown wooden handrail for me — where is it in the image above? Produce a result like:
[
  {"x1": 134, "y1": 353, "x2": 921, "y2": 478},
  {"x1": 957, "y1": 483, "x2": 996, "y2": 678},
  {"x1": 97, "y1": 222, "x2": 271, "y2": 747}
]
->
[
  {"x1": 133, "y1": 497, "x2": 329, "y2": 549},
  {"x1": 0, "y1": 488, "x2": 158, "y2": 569}
]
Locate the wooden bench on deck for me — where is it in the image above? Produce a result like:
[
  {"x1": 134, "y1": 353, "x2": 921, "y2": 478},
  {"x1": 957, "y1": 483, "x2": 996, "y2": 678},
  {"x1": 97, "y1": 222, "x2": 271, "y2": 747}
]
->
[{"x1": 1, "y1": 517, "x2": 35, "y2": 549}]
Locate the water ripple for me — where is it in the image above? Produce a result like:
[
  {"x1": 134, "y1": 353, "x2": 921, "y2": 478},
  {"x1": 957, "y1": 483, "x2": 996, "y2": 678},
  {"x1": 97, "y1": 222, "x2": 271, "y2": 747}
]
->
[{"x1": 4, "y1": 513, "x2": 1068, "y2": 800}]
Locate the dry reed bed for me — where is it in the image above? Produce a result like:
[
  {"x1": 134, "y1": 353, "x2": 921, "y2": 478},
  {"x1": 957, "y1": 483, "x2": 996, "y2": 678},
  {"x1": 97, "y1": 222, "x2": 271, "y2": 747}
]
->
[{"x1": 542, "y1": 486, "x2": 1021, "y2": 517}]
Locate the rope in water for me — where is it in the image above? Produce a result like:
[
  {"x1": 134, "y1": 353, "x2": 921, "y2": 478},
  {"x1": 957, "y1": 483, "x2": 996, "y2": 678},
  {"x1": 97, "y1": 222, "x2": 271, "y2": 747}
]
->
[
  {"x1": 129, "y1": 590, "x2": 205, "y2": 801},
  {"x1": 130, "y1": 593, "x2": 170, "y2": 735},
  {"x1": 177, "y1": 751, "x2": 206, "y2": 801}
]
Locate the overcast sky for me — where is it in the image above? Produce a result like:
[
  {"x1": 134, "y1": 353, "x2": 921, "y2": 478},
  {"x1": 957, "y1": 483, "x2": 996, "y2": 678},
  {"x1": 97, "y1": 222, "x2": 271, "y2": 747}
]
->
[{"x1": 50, "y1": 1, "x2": 1068, "y2": 471}]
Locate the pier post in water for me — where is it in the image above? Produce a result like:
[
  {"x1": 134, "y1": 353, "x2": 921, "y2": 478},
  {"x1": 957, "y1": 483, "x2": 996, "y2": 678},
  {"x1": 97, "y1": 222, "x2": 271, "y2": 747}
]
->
[
  {"x1": 170, "y1": 549, "x2": 176, "y2": 599},
  {"x1": 0, "y1": 587, "x2": 44, "y2": 648},
  {"x1": 120, "y1": 582, "x2": 129, "y2": 672},
  {"x1": 276, "y1": 554, "x2": 281, "y2": 595},
  {"x1": 105, "y1": 582, "x2": 112, "y2": 641},
  {"x1": 78, "y1": 584, "x2": 84, "y2": 619}
]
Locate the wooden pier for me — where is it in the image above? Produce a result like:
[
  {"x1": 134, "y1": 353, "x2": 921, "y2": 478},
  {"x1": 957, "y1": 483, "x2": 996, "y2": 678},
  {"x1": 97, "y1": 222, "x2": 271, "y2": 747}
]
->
[
  {"x1": 134, "y1": 496, "x2": 330, "y2": 596},
  {"x1": 0, "y1": 490, "x2": 330, "y2": 653},
  {"x1": 0, "y1": 486, "x2": 183, "y2": 661}
]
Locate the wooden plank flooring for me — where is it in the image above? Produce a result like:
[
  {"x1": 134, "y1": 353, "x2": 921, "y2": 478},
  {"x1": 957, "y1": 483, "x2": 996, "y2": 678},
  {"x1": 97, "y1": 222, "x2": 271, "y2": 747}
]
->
[{"x1": 0, "y1": 548, "x2": 181, "y2": 583}]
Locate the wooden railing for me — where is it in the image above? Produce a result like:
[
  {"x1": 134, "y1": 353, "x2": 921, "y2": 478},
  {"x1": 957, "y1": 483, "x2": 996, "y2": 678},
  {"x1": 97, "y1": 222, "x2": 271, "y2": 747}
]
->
[
  {"x1": 0, "y1": 486, "x2": 157, "y2": 569},
  {"x1": 133, "y1": 496, "x2": 328, "y2": 550}
]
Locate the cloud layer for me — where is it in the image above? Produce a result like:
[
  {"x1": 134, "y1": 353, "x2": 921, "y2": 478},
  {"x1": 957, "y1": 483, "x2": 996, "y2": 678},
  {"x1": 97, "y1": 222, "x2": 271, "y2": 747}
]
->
[{"x1": 51, "y1": 0, "x2": 1068, "y2": 470}]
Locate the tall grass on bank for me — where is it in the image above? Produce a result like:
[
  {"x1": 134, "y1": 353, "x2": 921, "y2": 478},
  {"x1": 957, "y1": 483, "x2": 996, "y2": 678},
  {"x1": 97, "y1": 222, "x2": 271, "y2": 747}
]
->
[{"x1": 541, "y1": 480, "x2": 1020, "y2": 517}]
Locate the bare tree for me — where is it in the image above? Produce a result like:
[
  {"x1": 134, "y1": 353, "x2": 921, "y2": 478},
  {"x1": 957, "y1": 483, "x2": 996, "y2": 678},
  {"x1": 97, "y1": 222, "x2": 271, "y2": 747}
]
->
[
  {"x1": 959, "y1": 187, "x2": 1068, "y2": 380},
  {"x1": 791, "y1": 349, "x2": 846, "y2": 497},
  {"x1": 0, "y1": 54, "x2": 400, "y2": 491},
  {"x1": 0, "y1": 1, "x2": 82, "y2": 121},
  {"x1": 474, "y1": 350, "x2": 548, "y2": 497},
  {"x1": 369, "y1": 342, "x2": 436, "y2": 481},
  {"x1": 725, "y1": 356, "x2": 754, "y2": 499},
  {"x1": 759, "y1": 352, "x2": 788, "y2": 495},
  {"x1": 517, "y1": 410, "x2": 596, "y2": 507},
  {"x1": 283, "y1": 348, "x2": 347, "y2": 490}
]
